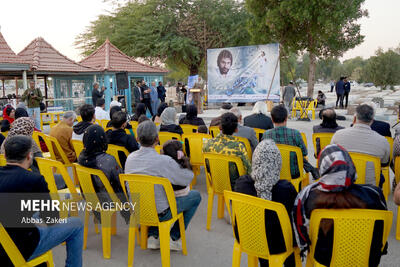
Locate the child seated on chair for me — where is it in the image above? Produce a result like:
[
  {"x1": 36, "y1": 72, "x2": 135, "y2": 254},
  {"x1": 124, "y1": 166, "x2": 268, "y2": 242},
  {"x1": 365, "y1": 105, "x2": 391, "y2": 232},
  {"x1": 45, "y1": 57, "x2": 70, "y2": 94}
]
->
[{"x1": 162, "y1": 140, "x2": 191, "y2": 197}]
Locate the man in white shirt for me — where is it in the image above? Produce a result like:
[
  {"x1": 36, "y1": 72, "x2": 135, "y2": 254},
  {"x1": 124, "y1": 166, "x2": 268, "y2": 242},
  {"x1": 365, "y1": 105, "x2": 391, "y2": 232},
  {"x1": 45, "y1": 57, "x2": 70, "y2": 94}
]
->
[{"x1": 94, "y1": 98, "x2": 110, "y2": 121}]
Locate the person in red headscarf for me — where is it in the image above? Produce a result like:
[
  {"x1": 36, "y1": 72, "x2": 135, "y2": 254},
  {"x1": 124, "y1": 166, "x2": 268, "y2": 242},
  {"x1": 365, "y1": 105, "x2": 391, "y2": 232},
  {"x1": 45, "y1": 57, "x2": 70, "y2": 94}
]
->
[{"x1": 1, "y1": 105, "x2": 15, "y2": 132}]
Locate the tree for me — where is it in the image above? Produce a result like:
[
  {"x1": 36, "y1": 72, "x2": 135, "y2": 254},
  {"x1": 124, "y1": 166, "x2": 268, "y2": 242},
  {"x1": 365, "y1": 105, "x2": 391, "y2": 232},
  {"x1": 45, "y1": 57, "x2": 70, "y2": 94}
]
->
[
  {"x1": 246, "y1": 0, "x2": 367, "y2": 97},
  {"x1": 362, "y1": 47, "x2": 400, "y2": 90},
  {"x1": 316, "y1": 57, "x2": 341, "y2": 81},
  {"x1": 76, "y1": 0, "x2": 250, "y2": 76}
]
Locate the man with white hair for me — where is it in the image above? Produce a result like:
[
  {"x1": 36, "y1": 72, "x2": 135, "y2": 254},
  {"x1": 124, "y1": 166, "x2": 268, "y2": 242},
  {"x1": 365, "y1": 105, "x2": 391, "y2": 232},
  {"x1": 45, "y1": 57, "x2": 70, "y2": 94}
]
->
[
  {"x1": 243, "y1": 101, "x2": 274, "y2": 130},
  {"x1": 230, "y1": 107, "x2": 258, "y2": 152},
  {"x1": 331, "y1": 104, "x2": 390, "y2": 185},
  {"x1": 49, "y1": 111, "x2": 77, "y2": 162}
]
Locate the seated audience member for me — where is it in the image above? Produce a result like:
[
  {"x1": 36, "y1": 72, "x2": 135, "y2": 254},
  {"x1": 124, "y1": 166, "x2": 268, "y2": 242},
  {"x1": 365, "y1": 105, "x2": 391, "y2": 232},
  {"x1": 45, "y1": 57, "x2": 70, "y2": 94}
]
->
[
  {"x1": 263, "y1": 105, "x2": 319, "y2": 179},
  {"x1": 230, "y1": 107, "x2": 258, "y2": 152},
  {"x1": 316, "y1": 90, "x2": 326, "y2": 108},
  {"x1": 293, "y1": 144, "x2": 387, "y2": 267},
  {"x1": 125, "y1": 121, "x2": 201, "y2": 250},
  {"x1": 153, "y1": 102, "x2": 168, "y2": 124},
  {"x1": 78, "y1": 125, "x2": 130, "y2": 223},
  {"x1": 159, "y1": 107, "x2": 183, "y2": 135},
  {"x1": 197, "y1": 125, "x2": 208, "y2": 134},
  {"x1": 210, "y1": 102, "x2": 233, "y2": 126},
  {"x1": 94, "y1": 98, "x2": 110, "y2": 121},
  {"x1": 138, "y1": 114, "x2": 150, "y2": 124},
  {"x1": 371, "y1": 119, "x2": 392, "y2": 137},
  {"x1": 203, "y1": 112, "x2": 251, "y2": 188},
  {"x1": 1, "y1": 105, "x2": 15, "y2": 132},
  {"x1": 351, "y1": 102, "x2": 392, "y2": 137},
  {"x1": 234, "y1": 139, "x2": 297, "y2": 267},
  {"x1": 73, "y1": 104, "x2": 95, "y2": 141},
  {"x1": 49, "y1": 111, "x2": 77, "y2": 163},
  {"x1": 106, "y1": 105, "x2": 134, "y2": 134},
  {"x1": 331, "y1": 104, "x2": 390, "y2": 185},
  {"x1": 131, "y1": 103, "x2": 147, "y2": 121},
  {"x1": 0, "y1": 136, "x2": 84, "y2": 267},
  {"x1": 243, "y1": 101, "x2": 274, "y2": 130},
  {"x1": 313, "y1": 108, "x2": 344, "y2": 133},
  {"x1": 106, "y1": 111, "x2": 139, "y2": 167},
  {"x1": 179, "y1": 104, "x2": 206, "y2": 126},
  {"x1": 0, "y1": 117, "x2": 66, "y2": 189},
  {"x1": 162, "y1": 140, "x2": 192, "y2": 197},
  {"x1": 15, "y1": 107, "x2": 48, "y2": 152}
]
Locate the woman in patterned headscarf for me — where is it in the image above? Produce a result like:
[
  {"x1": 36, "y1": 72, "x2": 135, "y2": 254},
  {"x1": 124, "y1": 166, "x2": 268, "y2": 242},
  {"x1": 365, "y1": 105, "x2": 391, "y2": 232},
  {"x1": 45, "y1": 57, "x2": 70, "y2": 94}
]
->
[
  {"x1": 293, "y1": 144, "x2": 387, "y2": 266},
  {"x1": 234, "y1": 139, "x2": 298, "y2": 267},
  {"x1": 78, "y1": 124, "x2": 129, "y2": 223},
  {"x1": 0, "y1": 117, "x2": 41, "y2": 155}
]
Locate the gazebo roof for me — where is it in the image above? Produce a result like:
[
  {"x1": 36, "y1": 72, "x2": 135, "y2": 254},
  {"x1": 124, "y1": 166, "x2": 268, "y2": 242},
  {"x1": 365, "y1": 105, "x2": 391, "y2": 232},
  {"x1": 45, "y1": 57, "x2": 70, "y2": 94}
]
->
[
  {"x1": 18, "y1": 37, "x2": 95, "y2": 72},
  {"x1": 80, "y1": 39, "x2": 168, "y2": 73},
  {"x1": 0, "y1": 32, "x2": 27, "y2": 64}
]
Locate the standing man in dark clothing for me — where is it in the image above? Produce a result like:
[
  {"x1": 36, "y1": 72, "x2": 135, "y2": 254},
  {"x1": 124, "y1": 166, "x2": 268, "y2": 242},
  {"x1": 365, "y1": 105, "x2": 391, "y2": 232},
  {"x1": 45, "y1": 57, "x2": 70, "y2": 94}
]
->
[
  {"x1": 157, "y1": 81, "x2": 166, "y2": 102},
  {"x1": 343, "y1": 77, "x2": 351, "y2": 108},
  {"x1": 131, "y1": 80, "x2": 142, "y2": 111},
  {"x1": 140, "y1": 80, "x2": 154, "y2": 116},
  {"x1": 91, "y1": 82, "x2": 105, "y2": 107},
  {"x1": 335, "y1": 77, "x2": 345, "y2": 109}
]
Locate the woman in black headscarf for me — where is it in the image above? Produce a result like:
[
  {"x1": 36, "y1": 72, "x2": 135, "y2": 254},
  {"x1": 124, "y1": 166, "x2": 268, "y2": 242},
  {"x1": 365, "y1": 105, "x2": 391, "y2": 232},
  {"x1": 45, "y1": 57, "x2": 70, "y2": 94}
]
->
[
  {"x1": 131, "y1": 103, "x2": 146, "y2": 121},
  {"x1": 178, "y1": 104, "x2": 205, "y2": 126},
  {"x1": 78, "y1": 124, "x2": 130, "y2": 223}
]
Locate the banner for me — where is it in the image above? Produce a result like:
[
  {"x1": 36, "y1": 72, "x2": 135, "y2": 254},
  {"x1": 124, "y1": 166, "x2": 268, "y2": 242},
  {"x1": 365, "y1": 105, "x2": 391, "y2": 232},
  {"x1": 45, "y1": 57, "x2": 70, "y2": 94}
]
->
[{"x1": 207, "y1": 43, "x2": 280, "y2": 103}]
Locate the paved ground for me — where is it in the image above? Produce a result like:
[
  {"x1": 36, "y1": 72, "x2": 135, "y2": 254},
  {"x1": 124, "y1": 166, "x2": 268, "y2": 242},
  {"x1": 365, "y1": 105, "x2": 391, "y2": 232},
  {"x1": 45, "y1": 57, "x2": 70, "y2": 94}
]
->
[{"x1": 51, "y1": 106, "x2": 400, "y2": 267}]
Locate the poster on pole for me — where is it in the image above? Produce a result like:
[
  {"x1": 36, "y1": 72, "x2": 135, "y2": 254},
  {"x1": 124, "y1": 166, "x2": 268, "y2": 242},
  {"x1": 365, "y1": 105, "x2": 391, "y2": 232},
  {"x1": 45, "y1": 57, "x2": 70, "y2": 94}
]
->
[{"x1": 207, "y1": 43, "x2": 280, "y2": 103}]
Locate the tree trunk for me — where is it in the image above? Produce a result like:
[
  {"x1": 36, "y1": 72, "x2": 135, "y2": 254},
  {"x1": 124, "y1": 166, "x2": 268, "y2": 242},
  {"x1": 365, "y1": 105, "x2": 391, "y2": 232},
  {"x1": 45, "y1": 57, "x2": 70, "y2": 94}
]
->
[
  {"x1": 307, "y1": 53, "x2": 316, "y2": 98},
  {"x1": 189, "y1": 64, "x2": 199, "y2": 76}
]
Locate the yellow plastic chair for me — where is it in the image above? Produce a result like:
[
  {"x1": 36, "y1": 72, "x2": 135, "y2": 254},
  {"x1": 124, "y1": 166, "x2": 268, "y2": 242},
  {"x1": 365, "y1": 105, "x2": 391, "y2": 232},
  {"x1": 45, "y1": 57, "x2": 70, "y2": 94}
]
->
[
  {"x1": 276, "y1": 144, "x2": 306, "y2": 192},
  {"x1": 180, "y1": 124, "x2": 198, "y2": 134},
  {"x1": 158, "y1": 132, "x2": 182, "y2": 146},
  {"x1": 233, "y1": 136, "x2": 252, "y2": 161},
  {"x1": 32, "y1": 131, "x2": 51, "y2": 158},
  {"x1": 348, "y1": 152, "x2": 385, "y2": 197},
  {"x1": 395, "y1": 156, "x2": 400, "y2": 184},
  {"x1": 106, "y1": 144, "x2": 129, "y2": 168},
  {"x1": 1, "y1": 131, "x2": 8, "y2": 137},
  {"x1": 76, "y1": 115, "x2": 82, "y2": 122},
  {"x1": 0, "y1": 154, "x2": 6, "y2": 166},
  {"x1": 0, "y1": 223, "x2": 54, "y2": 267},
  {"x1": 74, "y1": 163, "x2": 123, "y2": 259},
  {"x1": 71, "y1": 139, "x2": 84, "y2": 158},
  {"x1": 120, "y1": 174, "x2": 188, "y2": 267},
  {"x1": 130, "y1": 121, "x2": 138, "y2": 129},
  {"x1": 36, "y1": 158, "x2": 82, "y2": 218},
  {"x1": 300, "y1": 132, "x2": 308, "y2": 149},
  {"x1": 203, "y1": 152, "x2": 245, "y2": 230},
  {"x1": 182, "y1": 133, "x2": 212, "y2": 184},
  {"x1": 101, "y1": 119, "x2": 110, "y2": 129},
  {"x1": 304, "y1": 100, "x2": 317, "y2": 120},
  {"x1": 209, "y1": 126, "x2": 220, "y2": 138},
  {"x1": 396, "y1": 206, "x2": 400, "y2": 240},
  {"x1": 306, "y1": 209, "x2": 393, "y2": 267},
  {"x1": 224, "y1": 191, "x2": 301, "y2": 267},
  {"x1": 382, "y1": 136, "x2": 393, "y2": 198},
  {"x1": 253, "y1": 128, "x2": 265, "y2": 142},
  {"x1": 155, "y1": 145, "x2": 162, "y2": 154},
  {"x1": 312, "y1": 132, "x2": 334, "y2": 159}
]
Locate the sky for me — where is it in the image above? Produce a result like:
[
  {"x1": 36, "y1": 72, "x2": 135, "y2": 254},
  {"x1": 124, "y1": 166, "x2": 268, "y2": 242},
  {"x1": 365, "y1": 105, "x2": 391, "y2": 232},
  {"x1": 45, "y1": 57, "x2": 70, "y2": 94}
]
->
[{"x1": 0, "y1": 0, "x2": 399, "y2": 62}]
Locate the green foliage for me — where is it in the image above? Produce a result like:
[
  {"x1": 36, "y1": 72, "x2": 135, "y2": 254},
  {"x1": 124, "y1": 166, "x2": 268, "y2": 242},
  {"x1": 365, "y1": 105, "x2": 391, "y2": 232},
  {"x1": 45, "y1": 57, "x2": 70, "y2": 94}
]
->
[
  {"x1": 76, "y1": 0, "x2": 251, "y2": 76},
  {"x1": 362, "y1": 47, "x2": 400, "y2": 90},
  {"x1": 246, "y1": 0, "x2": 367, "y2": 96}
]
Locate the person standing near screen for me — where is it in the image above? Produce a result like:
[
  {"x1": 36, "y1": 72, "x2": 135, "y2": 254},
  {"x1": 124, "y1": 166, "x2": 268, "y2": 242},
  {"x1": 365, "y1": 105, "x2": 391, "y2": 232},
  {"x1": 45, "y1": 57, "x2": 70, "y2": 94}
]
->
[{"x1": 21, "y1": 80, "x2": 43, "y2": 130}]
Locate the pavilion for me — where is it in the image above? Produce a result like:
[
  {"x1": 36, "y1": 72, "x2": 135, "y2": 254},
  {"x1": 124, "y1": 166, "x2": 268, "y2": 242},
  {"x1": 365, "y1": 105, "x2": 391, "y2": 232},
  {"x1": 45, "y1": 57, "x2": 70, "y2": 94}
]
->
[
  {"x1": 0, "y1": 30, "x2": 167, "y2": 112},
  {"x1": 79, "y1": 39, "x2": 168, "y2": 113}
]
